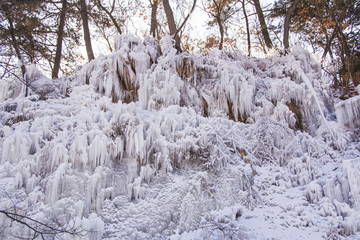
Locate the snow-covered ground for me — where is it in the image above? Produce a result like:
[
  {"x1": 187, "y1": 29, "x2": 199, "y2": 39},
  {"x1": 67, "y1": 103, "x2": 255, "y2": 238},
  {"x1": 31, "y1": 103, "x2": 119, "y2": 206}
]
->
[{"x1": 0, "y1": 35, "x2": 359, "y2": 240}]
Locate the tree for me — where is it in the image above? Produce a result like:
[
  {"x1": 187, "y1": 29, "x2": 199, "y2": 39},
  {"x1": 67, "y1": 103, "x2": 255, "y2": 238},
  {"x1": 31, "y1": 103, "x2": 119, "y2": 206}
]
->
[
  {"x1": 0, "y1": 0, "x2": 82, "y2": 82},
  {"x1": 162, "y1": 0, "x2": 182, "y2": 51},
  {"x1": 162, "y1": 0, "x2": 197, "y2": 52},
  {"x1": 0, "y1": 1, "x2": 43, "y2": 96},
  {"x1": 95, "y1": 0, "x2": 123, "y2": 35},
  {"x1": 273, "y1": 0, "x2": 360, "y2": 87},
  {"x1": 283, "y1": 0, "x2": 299, "y2": 52},
  {"x1": 203, "y1": 0, "x2": 241, "y2": 50},
  {"x1": 80, "y1": 0, "x2": 95, "y2": 61},
  {"x1": 252, "y1": 0, "x2": 273, "y2": 49},
  {"x1": 52, "y1": 0, "x2": 68, "y2": 79},
  {"x1": 88, "y1": 0, "x2": 139, "y2": 53},
  {"x1": 150, "y1": 0, "x2": 160, "y2": 38},
  {"x1": 240, "y1": 0, "x2": 251, "y2": 56}
]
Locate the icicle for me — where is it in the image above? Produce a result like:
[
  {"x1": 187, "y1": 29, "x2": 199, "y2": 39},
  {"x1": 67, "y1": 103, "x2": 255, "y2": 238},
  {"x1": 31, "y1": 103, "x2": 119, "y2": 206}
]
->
[
  {"x1": 109, "y1": 137, "x2": 124, "y2": 161},
  {"x1": 84, "y1": 213, "x2": 104, "y2": 240},
  {"x1": 0, "y1": 78, "x2": 22, "y2": 101},
  {"x1": 1, "y1": 131, "x2": 31, "y2": 164},
  {"x1": 127, "y1": 176, "x2": 145, "y2": 201},
  {"x1": 14, "y1": 172, "x2": 23, "y2": 188},
  {"x1": 49, "y1": 143, "x2": 68, "y2": 172},
  {"x1": 335, "y1": 95, "x2": 360, "y2": 128},
  {"x1": 88, "y1": 135, "x2": 108, "y2": 170},
  {"x1": 344, "y1": 160, "x2": 360, "y2": 208},
  {"x1": 86, "y1": 170, "x2": 105, "y2": 213},
  {"x1": 297, "y1": 66, "x2": 341, "y2": 148},
  {"x1": 129, "y1": 51, "x2": 150, "y2": 74},
  {"x1": 271, "y1": 102, "x2": 297, "y2": 128},
  {"x1": 70, "y1": 135, "x2": 89, "y2": 169},
  {"x1": 45, "y1": 162, "x2": 69, "y2": 205},
  {"x1": 140, "y1": 164, "x2": 154, "y2": 182},
  {"x1": 239, "y1": 81, "x2": 254, "y2": 119},
  {"x1": 306, "y1": 181, "x2": 323, "y2": 203}
]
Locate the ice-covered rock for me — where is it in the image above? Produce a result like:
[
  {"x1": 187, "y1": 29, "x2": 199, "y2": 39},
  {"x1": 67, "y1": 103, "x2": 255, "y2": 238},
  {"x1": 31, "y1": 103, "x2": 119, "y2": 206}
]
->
[
  {"x1": 335, "y1": 95, "x2": 360, "y2": 128},
  {"x1": 0, "y1": 35, "x2": 359, "y2": 240}
]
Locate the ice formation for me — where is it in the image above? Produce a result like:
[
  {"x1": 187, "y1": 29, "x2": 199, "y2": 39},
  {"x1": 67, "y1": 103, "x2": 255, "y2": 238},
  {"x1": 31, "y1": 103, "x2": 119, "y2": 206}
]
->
[
  {"x1": 0, "y1": 35, "x2": 359, "y2": 240},
  {"x1": 335, "y1": 95, "x2": 360, "y2": 128}
]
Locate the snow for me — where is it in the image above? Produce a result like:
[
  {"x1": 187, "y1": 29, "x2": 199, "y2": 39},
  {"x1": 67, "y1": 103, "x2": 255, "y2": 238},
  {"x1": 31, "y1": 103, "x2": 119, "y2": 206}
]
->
[{"x1": 0, "y1": 35, "x2": 360, "y2": 240}]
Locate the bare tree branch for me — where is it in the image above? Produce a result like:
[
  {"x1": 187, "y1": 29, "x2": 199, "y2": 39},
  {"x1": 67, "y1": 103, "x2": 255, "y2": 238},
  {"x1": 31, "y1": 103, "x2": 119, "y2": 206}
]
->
[
  {"x1": 0, "y1": 210, "x2": 82, "y2": 238},
  {"x1": 174, "y1": 0, "x2": 197, "y2": 38},
  {"x1": 96, "y1": 0, "x2": 122, "y2": 34}
]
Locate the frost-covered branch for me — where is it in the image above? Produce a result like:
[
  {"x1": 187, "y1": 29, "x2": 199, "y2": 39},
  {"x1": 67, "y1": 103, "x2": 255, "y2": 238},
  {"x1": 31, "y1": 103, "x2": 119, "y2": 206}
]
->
[{"x1": 0, "y1": 210, "x2": 83, "y2": 239}]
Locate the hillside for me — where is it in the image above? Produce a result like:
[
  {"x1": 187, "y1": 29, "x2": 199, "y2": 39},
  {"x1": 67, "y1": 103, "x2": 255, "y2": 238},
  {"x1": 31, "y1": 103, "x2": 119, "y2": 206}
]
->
[{"x1": 0, "y1": 35, "x2": 359, "y2": 240}]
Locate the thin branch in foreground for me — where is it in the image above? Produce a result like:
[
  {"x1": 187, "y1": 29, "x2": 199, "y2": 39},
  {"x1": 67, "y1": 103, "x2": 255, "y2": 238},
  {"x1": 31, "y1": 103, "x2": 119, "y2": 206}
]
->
[{"x1": 0, "y1": 210, "x2": 83, "y2": 239}]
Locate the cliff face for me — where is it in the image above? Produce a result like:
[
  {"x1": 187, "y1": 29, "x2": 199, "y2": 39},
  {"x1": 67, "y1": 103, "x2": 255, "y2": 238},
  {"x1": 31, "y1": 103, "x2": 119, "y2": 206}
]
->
[
  {"x1": 75, "y1": 36, "x2": 336, "y2": 133},
  {"x1": 0, "y1": 35, "x2": 359, "y2": 240}
]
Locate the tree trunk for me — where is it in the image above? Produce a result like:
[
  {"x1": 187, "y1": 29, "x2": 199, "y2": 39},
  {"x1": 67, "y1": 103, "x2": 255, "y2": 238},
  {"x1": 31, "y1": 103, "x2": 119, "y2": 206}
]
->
[
  {"x1": 162, "y1": 0, "x2": 181, "y2": 52},
  {"x1": 283, "y1": 0, "x2": 299, "y2": 52},
  {"x1": 52, "y1": 0, "x2": 67, "y2": 79},
  {"x1": 321, "y1": 30, "x2": 337, "y2": 61},
  {"x1": 242, "y1": 0, "x2": 251, "y2": 56},
  {"x1": 80, "y1": 0, "x2": 95, "y2": 61},
  {"x1": 338, "y1": 31, "x2": 358, "y2": 87},
  {"x1": 216, "y1": 16, "x2": 224, "y2": 50},
  {"x1": 97, "y1": 0, "x2": 122, "y2": 34},
  {"x1": 321, "y1": 6, "x2": 347, "y2": 60},
  {"x1": 211, "y1": 0, "x2": 224, "y2": 50},
  {"x1": 150, "y1": 0, "x2": 158, "y2": 38},
  {"x1": 2, "y1": 4, "x2": 28, "y2": 96},
  {"x1": 253, "y1": 0, "x2": 273, "y2": 49}
]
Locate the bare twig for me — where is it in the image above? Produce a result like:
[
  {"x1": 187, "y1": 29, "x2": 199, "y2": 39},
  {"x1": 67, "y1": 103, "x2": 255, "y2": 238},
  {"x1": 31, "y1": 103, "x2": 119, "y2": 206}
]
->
[
  {"x1": 0, "y1": 210, "x2": 82, "y2": 238},
  {"x1": 174, "y1": 0, "x2": 197, "y2": 39}
]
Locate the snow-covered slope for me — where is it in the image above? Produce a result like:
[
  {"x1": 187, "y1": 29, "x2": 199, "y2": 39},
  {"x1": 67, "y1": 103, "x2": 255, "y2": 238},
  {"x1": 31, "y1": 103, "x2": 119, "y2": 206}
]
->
[{"x1": 0, "y1": 35, "x2": 359, "y2": 240}]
